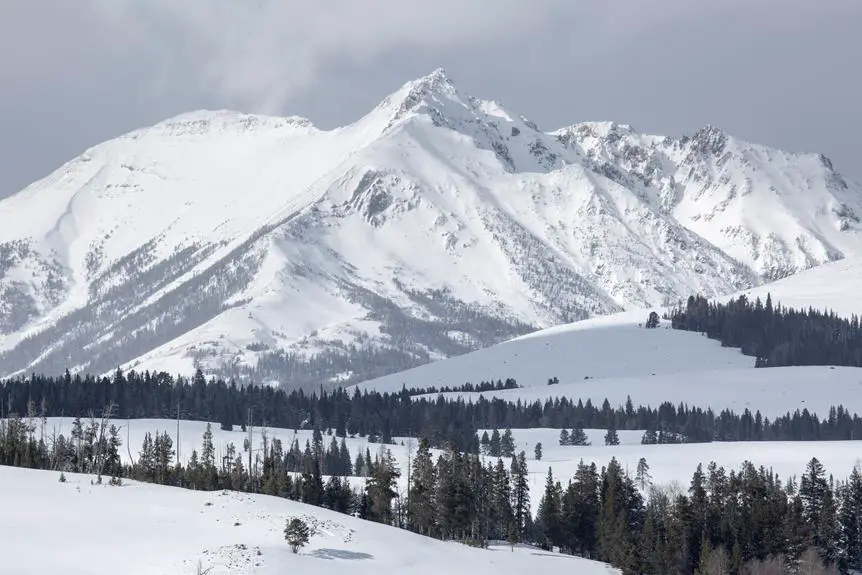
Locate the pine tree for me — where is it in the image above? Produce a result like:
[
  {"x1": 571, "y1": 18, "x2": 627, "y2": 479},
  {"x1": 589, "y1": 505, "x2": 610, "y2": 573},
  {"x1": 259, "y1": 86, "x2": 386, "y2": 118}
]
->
[
  {"x1": 641, "y1": 428, "x2": 658, "y2": 445},
  {"x1": 839, "y1": 465, "x2": 862, "y2": 572},
  {"x1": 570, "y1": 425, "x2": 590, "y2": 446},
  {"x1": 491, "y1": 458, "x2": 514, "y2": 541},
  {"x1": 366, "y1": 447, "x2": 400, "y2": 525},
  {"x1": 801, "y1": 457, "x2": 830, "y2": 552},
  {"x1": 635, "y1": 457, "x2": 652, "y2": 491},
  {"x1": 604, "y1": 424, "x2": 620, "y2": 446},
  {"x1": 338, "y1": 438, "x2": 352, "y2": 476},
  {"x1": 489, "y1": 429, "x2": 502, "y2": 457},
  {"x1": 559, "y1": 429, "x2": 570, "y2": 446},
  {"x1": 534, "y1": 442, "x2": 543, "y2": 461},
  {"x1": 510, "y1": 451, "x2": 530, "y2": 540},
  {"x1": 201, "y1": 422, "x2": 216, "y2": 485},
  {"x1": 536, "y1": 467, "x2": 562, "y2": 549},
  {"x1": 407, "y1": 438, "x2": 437, "y2": 536},
  {"x1": 501, "y1": 428, "x2": 516, "y2": 458},
  {"x1": 480, "y1": 430, "x2": 491, "y2": 454}
]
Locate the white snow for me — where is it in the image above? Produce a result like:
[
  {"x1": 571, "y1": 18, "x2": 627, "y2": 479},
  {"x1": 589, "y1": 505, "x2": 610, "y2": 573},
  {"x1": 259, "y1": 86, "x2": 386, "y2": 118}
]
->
[
  {"x1": 1, "y1": 69, "x2": 859, "y2": 382},
  {"x1": 354, "y1": 310, "x2": 753, "y2": 392},
  {"x1": 735, "y1": 255, "x2": 862, "y2": 319},
  {"x1": 0, "y1": 465, "x2": 619, "y2": 575}
]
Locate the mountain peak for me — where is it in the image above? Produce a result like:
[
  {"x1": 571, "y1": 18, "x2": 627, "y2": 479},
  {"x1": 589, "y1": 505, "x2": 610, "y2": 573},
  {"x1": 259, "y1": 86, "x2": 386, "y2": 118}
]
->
[
  {"x1": 373, "y1": 68, "x2": 467, "y2": 128},
  {"x1": 403, "y1": 67, "x2": 456, "y2": 96},
  {"x1": 688, "y1": 124, "x2": 729, "y2": 155}
]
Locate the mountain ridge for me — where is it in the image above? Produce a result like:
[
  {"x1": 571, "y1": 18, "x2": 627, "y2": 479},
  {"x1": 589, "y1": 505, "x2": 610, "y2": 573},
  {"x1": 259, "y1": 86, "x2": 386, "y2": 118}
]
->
[{"x1": 0, "y1": 68, "x2": 860, "y2": 387}]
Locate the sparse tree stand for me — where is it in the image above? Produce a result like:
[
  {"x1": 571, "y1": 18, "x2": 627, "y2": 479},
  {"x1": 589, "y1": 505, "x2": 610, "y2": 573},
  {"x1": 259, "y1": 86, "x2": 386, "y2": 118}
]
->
[{"x1": 284, "y1": 517, "x2": 310, "y2": 553}]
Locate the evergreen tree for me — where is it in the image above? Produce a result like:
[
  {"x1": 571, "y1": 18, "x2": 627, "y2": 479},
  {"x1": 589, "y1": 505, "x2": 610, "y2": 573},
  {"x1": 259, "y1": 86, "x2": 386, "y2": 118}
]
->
[
  {"x1": 536, "y1": 467, "x2": 563, "y2": 549},
  {"x1": 801, "y1": 457, "x2": 830, "y2": 552},
  {"x1": 641, "y1": 428, "x2": 658, "y2": 445},
  {"x1": 570, "y1": 425, "x2": 590, "y2": 446},
  {"x1": 366, "y1": 447, "x2": 400, "y2": 525},
  {"x1": 510, "y1": 451, "x2": 530, "y2": 540},
  {"x1": 407, "y1": 438, "x2": 437, "y2": 536},
  {"x1": 635, "y1": 457, "x2": 652, "y2": 491},
  {"x1": 604, "y1": 423, "x2": 620, "y2": 446},
  {"x1": 490, "y1": 458, "x2": 514, "y2": 541},
  {"x1": 839, "y1": 465, "x2": 862, "y2": 572},
  {"x1": 534, "y1": 442, "x2": 543, "y2": 461},
  {"x1": 559, "y1": 429, "x2": 570, "y2": 446},
  {"x1": 501, "y1": 428, "x2": 516, "y2": 458},
  {"x1": 489, "y1": 429, "x2": 501, "y2": 457},
  {"x1": 480, "y1": 430, "x2": 491, "y2": 455}
]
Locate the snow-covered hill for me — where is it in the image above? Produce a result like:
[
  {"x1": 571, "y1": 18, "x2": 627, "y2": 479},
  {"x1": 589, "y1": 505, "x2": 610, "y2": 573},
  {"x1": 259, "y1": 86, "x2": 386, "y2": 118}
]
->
[
  {"x1": 0, "y1": 465, "x2": 619, "y2": 575},
  {"x1": 737, "y1": 255, "x2": 862, "y2": 320},
  {"x1": 2, "y1": 68, "x2": 860, "y2": 386},
  {"x1": 355, "y1": 256, "x2": 862, "y2": 418}
]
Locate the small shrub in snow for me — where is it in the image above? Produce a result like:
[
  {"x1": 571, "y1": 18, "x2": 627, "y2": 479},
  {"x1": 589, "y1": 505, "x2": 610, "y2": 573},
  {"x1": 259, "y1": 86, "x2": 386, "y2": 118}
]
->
[{"x1": 284, "y1": 517, "x2": 310, "y2": 553}]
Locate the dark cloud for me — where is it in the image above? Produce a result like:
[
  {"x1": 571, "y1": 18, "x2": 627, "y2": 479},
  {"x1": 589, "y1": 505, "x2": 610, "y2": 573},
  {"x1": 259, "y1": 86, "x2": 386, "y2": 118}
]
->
[{"x1": 2, "y1": 1, "x2": 860, "y2": 197}]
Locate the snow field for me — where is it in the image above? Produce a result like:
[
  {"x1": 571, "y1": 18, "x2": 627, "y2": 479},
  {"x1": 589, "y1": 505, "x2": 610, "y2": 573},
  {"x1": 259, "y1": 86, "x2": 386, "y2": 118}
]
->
[{"x1": 0, "y1": 465, "x2": 620, "y2": 575}]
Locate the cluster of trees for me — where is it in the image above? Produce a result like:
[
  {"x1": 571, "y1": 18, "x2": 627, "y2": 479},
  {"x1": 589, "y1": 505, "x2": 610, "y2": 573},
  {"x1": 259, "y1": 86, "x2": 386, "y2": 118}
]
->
[
  {"x1": 478, "y1": 428, "x2": 516, "y2": 457},
  {"x1": 559, "y1": 427, "x2": 591, "y2": 446},
  {"x1": 404, "y1": 378, "x2": 520, "y2": 396},
  {"x1": 531, "y1": 456, "x2": 858, "y2": 574},
  {"x1": 670, "y1": 294, "x2": 862, "y2": 368},
  {"x1": 406, "y1": 440, "x2": 532, "y2": 544},
  {"x1": 5, "y1": 370, "x2": 862, "y2": 449}
]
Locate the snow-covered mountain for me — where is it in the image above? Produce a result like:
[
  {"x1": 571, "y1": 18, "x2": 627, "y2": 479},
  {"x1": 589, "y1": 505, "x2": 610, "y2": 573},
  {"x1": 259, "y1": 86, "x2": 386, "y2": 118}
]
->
[{"x1": 1, "y1": 68, "x2": 860, "y2": 386}]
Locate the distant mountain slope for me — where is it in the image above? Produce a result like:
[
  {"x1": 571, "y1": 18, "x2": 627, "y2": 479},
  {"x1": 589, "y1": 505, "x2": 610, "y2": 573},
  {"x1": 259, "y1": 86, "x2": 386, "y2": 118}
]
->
[
  {"x1": 1, "y1": 68, "x2": 860, "y2": 386},
  {"x1": 736, "y1": 256, "x2": 862, "y2": 319}
]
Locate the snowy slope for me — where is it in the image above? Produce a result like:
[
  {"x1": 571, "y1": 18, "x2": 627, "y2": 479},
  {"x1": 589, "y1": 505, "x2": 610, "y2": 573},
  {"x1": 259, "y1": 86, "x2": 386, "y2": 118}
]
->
[
  {"x1": 355, "y1": 254, "x2": 862, "y2": 409},
  {"x1": 353, "y1": 309, "x2": 752, "y2": 391},
  {"x1": 736, "y1": 255, "x2": 862, "y2": 319},
  {"x1": 0, "y1": 465, "x2": 619, "y2": 575},
  {"x1": 1, "y1": 68, "x2": 860, "y2": 386}
]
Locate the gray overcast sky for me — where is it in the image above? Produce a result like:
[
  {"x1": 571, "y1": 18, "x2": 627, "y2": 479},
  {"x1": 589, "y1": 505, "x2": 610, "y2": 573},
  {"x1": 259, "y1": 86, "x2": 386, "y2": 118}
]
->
[{"x1": 2, "y1": 1, "x2": 860, "y2": 198}]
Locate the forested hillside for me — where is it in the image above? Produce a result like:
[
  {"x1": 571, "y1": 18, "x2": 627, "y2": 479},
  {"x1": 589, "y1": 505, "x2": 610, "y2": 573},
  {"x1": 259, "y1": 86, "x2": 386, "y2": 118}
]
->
[{"x1": 670, "y1": 294, "x2": 862, "y2": 367}]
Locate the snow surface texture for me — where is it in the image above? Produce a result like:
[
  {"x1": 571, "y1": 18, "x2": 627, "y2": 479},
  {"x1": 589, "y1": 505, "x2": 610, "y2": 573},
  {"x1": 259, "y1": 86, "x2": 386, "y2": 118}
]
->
[
  {"x1": 0, "y1": 466, "x2": 620, "y2": 575},
  {"x1": 1, "y1": 68, "x2": 860, "y2": 387}
]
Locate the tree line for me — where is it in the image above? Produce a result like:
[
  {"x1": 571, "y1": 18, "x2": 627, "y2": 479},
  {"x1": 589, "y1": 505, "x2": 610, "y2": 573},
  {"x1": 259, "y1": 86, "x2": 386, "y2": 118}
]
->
[
  {"x1": 404, "y1": 378, "x2": 520, "y2": 396},
  {"x1": 4, "y1": 370, "x2": 862, "y2": 449},
  {"x1": 669, "y1": 293, "x2": 862, "y2": 368}
]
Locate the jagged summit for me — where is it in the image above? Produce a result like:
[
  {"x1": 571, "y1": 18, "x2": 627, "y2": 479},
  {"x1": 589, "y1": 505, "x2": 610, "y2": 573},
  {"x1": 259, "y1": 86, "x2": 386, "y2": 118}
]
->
[
  {"x1": 372, "y1": 67, "x2": 471, "y2": 129},
  {"x1": 0, "y1": 69, "x2": 859, "y2": 386}
]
